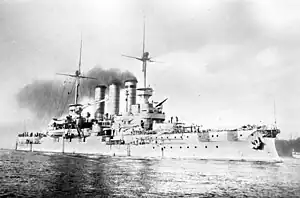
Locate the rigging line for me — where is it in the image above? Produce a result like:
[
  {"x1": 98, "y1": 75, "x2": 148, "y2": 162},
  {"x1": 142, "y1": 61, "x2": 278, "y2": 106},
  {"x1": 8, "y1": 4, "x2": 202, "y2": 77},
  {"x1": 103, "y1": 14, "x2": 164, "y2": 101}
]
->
[
  {"x1": 60, "y1": 80, "x2": 76, "y2": 117},
  {"x1": 89, "y1": 85, "x2": 93, "y2": 98},
  {"x1": 48, "y1": 80, "x2": 54, "y2": 110},
  {"x1": 56, "y1": 80, "x2": 67, "y2": 116},
  {"x1": 41, "y1": 80, "x2": 56, "y2": 123}
]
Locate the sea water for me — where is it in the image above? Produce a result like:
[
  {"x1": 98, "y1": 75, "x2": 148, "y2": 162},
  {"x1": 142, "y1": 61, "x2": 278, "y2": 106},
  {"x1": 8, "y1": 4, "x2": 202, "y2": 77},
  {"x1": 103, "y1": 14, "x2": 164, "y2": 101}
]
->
[{"x1": 0, "y1": 150, "x2": 299, "y2": 197}]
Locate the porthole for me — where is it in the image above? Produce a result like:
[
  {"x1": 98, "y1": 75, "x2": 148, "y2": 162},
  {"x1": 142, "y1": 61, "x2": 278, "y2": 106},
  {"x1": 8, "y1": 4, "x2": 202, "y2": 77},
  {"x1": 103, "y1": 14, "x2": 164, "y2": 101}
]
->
[
  {"x1": 180, "y1": 146, "x2": 182, "y2": 149},
  {"x1": 212, "y1": 135, "x2": 214, "y2": 137},
  {"x1": 187, "y1": 136, "x2": 189, "y2": 138},
  {"x1": 170, "y1": 146, "x2": 172, "y2": 149},
  {"x1": 240, "y1": 134, "x2": 242, "y2": 137},
  {"x1": 205, "y1": 146, "x2": 207, "y2": 148},
  {"x1": 216, "y1": 146, "x2": 218, "y2": 148},
  {"x1": 194, "y1": 146, "x2": 197, "y2": 148},
  {"x1": 153, "y1": 147, "x2": 155, "y2": 149},
  {"x1": 167, "y1": 137, "x2": 169, "y2": 139},
  {"x1": 187, "y1": 146, "x2": 189, "y2": 148},
  {"x1": 175, "y1": 136, "x2": 176, "y2": 139},
  {"x1": 164, "y1": 146, "x2": 166, "y2": 149},
  {"x1": 216, "y1": 135, "x2": 218, "y2": 137}
]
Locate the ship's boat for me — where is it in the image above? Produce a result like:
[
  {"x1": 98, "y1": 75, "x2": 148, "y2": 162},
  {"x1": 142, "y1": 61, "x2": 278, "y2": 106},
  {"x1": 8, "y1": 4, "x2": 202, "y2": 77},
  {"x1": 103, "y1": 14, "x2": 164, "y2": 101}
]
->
[{"x1": 292, "y1": 149, "x2": 300, "y2": 159}]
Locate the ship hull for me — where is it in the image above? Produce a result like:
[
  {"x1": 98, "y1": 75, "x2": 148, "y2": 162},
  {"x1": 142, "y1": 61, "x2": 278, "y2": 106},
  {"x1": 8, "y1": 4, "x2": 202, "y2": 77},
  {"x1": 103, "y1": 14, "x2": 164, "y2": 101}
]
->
[{"x1": 16, "y1": 135, "x2": 282, "y2": 163}]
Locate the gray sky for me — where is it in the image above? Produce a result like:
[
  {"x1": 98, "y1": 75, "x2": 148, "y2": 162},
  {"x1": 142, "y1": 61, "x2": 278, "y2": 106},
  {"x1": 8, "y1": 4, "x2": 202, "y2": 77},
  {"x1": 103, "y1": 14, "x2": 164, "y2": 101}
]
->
[{"x1": 0, "y1": 0, "x2": 299, "y2": 145}]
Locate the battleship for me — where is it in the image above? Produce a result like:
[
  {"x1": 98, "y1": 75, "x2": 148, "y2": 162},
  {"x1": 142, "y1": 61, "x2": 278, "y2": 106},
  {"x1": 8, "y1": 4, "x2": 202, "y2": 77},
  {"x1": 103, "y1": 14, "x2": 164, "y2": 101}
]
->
[{"x1": 15, "y1": 22, "x2": 282, "y2": 163}]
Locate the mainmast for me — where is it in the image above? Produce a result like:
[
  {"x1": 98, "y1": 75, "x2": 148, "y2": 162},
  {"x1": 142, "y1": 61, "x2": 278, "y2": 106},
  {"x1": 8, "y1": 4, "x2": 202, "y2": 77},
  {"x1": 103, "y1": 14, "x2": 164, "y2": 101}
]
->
[
  {"x1": 142, "y1": 18, "x2": 146, "y2": 88},
  {"x1": 57, "y1": 36, "x2": 96, "y2": 105},
  {"x1": 122, "y1": 17, "x2": 160, "y2": 88}
]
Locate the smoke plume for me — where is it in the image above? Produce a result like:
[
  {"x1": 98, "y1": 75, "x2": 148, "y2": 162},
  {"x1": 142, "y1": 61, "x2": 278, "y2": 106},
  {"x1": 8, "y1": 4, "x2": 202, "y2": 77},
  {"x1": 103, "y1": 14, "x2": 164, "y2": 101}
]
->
[{"x1": 16, "y1": 66, "x2": 136, "y2": 122}]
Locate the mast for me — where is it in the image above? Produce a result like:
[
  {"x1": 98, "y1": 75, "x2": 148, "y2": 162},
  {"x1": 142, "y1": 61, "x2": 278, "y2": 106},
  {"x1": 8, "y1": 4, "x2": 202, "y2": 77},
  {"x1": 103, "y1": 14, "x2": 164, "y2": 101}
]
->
[
  {"x1": 122, "y1": 16, "x2": 161, "y2": 88},
  {"x1": 74, "y1": 35, "x2": 83, "y2": 104},
  {"x1": 56, "y1": 36, "x2": 97, "y2": 105},
  {"x1": 142, "y1": 17, "x2": 146, "y2": 88},
  {"x1": 125, "y1": 89, "x2": 129, "y2": 112},
  {"x1": 75, "y1": 78, "x2": 79, "y2": 104},
  {"x1": 143, "y1": 62, "x2": 147, "y2": 88}
]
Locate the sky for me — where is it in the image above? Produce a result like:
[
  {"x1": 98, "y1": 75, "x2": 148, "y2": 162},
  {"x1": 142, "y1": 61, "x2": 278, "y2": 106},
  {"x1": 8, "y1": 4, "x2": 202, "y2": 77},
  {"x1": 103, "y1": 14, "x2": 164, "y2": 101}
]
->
[{"x1": 0, "y1": 0, "x2": 300, "y2": 147}]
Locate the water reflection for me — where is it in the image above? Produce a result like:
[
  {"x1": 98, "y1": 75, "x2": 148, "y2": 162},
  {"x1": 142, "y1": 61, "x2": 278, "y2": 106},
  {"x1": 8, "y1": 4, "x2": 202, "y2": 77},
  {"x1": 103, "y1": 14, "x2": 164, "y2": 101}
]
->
[
  {"x1": 45, "y1": 154, "x2": 113, "y2": 197},
  {"x1": 1, "y1": 151, "x2": 300, "y2": 197}
]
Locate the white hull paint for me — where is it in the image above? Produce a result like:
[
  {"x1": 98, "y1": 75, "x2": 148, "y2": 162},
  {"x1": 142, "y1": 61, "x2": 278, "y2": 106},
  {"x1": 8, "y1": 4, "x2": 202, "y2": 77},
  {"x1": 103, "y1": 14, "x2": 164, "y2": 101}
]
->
[{"x1": 16, "y1": 134, "x2": 282, "y2": 163}]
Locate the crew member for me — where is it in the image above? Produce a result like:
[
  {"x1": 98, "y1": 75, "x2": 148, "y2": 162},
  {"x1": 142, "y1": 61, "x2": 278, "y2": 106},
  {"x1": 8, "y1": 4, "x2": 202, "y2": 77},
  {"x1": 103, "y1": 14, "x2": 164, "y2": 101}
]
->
[
  {"x1": 141, "y1": 120, "x2": 144, "y2": 129},
  {"x1": 86, "y1": 112, "x2": 92, "y2": 124}
]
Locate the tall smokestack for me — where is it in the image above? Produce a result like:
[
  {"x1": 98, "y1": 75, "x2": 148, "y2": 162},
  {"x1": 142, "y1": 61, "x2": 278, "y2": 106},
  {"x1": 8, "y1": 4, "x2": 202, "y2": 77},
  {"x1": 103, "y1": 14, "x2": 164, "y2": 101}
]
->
[
  {"x1": 94, "y1": 85, "x2": 107, "y2": 120},
  {"x1": 125, "y1": 79, "x2": 137, "y2": 113},
  {"x1": 109, "y1": 82, "x2": 120, "y2": 116}
]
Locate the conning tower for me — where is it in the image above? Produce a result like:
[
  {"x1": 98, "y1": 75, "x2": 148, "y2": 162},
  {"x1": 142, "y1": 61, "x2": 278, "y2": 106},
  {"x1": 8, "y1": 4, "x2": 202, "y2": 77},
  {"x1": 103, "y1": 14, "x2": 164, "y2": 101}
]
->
[{"x1": 137, "y1": 87, "x2": 153, "y2": 113}]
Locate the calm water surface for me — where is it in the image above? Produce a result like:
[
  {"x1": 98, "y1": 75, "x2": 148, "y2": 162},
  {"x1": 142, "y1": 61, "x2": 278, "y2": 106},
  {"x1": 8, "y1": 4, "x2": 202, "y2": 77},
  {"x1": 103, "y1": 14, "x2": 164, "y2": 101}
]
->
[{"x1": 0, "y1": 150, "x2": 300, "y2": 197}]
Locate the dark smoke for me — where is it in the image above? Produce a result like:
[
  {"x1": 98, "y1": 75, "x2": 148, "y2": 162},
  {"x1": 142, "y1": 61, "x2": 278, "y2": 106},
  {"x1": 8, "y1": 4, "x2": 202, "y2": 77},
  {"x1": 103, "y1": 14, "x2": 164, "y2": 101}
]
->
[
  {"x1": 83, "y1": 67, "x2": 137, "y2": 90},
  {"x1": 16, "y1": 66, "x2": 136, "y2": 121}
]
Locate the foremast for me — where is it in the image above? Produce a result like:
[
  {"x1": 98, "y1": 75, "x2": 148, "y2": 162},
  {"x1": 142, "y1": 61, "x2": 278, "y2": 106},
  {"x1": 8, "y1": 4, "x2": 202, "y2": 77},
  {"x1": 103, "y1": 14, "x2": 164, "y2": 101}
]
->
[{"x1": 56, "y1": 37, "x2": 97, "y2": 106}]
